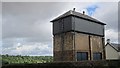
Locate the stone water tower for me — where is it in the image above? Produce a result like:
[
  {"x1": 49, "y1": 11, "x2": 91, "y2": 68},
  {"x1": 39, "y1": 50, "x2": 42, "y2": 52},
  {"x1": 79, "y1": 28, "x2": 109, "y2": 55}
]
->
[{"x1": 51, "y1": 9, "x2": 106, "y2": 61}]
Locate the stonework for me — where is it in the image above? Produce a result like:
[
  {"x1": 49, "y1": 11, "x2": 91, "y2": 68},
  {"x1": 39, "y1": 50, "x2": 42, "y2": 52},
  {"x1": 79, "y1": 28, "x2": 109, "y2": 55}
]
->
[
  {"x1": 54, "y1": 32, "x2": 74, "y2": 61},
  {"x1": 90, "y1": 35, "x2": 105, "y2": 60},
  {"x1": 54, "y1": 32, "x2": 105, "y2": 61},
  {"x1": 90, "y1": 36, "x2": 103, "y2": 52},
  {"x1": 75, "y1": 33, "x2": 89, "y2": 51}
]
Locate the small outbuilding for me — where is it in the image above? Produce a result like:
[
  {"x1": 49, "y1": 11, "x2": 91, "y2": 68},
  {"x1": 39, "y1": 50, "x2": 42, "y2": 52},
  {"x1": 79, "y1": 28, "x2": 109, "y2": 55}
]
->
[{"x1": 105, "y1": 39, "x2": 120, "y2": 60}]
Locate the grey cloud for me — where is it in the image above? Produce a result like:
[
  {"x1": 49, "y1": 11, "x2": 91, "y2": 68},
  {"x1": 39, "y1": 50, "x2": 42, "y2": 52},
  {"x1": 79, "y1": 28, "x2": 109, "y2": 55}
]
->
[
  {"x1": 2, "y1": 2, "x2": 73, "y2": 56},
  {"x1": 118, "y1": 2, "x2": 120, "y2": 43},
  {"x1": 2, "y1": 2, "x2": 67, "y2": 38},
  {"x1": 0, "y1": 2, "x2": 2, "y2": 40},
  {"x1": 92, "y1": 2, "x2": 118, "y2": 31},
  {"x1": 29, "y1": 47, "x2": 53, "y2": 56},
  {"x1": 2, "y1": 42, "x2": 53, "y2": 56},
  {"x1": 118, "y1": 2, "x2": 120, "y2": 32}
]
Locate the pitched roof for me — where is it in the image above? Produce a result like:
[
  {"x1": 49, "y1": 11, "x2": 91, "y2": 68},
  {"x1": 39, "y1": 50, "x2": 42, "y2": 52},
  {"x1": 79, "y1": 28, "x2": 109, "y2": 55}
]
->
[
  {"x1": 106, "y1": 43, "x2": 120, "y2": 52},
  {"x1": 51, "y1": 10, "x2": 106, "y2": 25},
  {"x1": 111, "y1": 43, "x2": 120, "y2": 52}
]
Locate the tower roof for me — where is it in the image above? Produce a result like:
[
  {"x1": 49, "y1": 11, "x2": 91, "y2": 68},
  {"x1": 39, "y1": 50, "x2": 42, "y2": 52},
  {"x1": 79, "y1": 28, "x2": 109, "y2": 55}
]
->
[{"x1": 51, "y1": 10, "x2": 106, "y2": 25}]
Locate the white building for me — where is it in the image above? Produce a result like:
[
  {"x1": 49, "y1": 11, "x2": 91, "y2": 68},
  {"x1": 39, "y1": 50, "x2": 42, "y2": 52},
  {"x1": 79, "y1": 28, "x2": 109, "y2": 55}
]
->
[{"x1": 105, "y1": 39, "x2": 120, "y2": 60}]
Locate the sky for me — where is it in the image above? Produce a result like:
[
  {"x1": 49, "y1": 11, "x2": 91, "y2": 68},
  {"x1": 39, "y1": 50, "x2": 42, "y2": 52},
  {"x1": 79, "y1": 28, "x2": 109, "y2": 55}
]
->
[{"x1": 1, "y1": 1, "x2": 119, "y2": 56}]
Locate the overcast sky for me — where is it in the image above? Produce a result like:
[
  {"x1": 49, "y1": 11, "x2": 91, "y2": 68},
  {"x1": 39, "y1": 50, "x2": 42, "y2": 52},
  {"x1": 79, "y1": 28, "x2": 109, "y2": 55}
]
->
[{"x1": 1, "y1": 1, "x2": 119, "y2": 56}]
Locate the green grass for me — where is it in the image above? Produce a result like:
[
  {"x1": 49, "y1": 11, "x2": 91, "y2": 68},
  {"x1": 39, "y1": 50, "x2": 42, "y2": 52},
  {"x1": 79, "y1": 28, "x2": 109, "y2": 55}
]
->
[{"x1": 1, "y1": 54, "x2": 53, "y2": 64}]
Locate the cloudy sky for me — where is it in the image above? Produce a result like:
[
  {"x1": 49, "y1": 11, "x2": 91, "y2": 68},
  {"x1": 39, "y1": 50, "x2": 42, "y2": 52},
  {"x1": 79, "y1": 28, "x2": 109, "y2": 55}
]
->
[{"x1": 1, "y1": 1, "x2": 119, "y2": 56}]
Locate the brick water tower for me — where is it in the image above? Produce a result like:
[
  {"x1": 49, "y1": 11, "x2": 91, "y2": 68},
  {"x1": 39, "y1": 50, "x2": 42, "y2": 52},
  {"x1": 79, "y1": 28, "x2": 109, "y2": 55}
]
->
[{"x1": 51, "y1": 9, "x2": 106, "y2": 61}]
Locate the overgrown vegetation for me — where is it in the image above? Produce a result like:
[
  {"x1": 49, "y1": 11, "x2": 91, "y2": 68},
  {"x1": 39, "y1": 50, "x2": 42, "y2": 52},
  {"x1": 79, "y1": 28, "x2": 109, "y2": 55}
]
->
[
  {"x1": 1, "y1": 54, "x2": 53, "y2": 65},
  {"x1": 2, "y1": 60, "x2": 120, "y2": 68}
]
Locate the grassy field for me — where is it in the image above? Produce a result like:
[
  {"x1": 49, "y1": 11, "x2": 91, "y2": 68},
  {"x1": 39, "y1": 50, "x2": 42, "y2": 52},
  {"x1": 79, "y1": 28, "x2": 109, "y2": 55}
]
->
[{"x1": 1, "y1": 54, "x2": 53, "y2": 65}]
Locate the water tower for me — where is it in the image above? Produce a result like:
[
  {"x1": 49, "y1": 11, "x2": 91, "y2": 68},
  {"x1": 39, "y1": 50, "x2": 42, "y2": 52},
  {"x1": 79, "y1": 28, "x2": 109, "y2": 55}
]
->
[{"x1": 51, "y1": 9, "x2": 106, "y2": 61}]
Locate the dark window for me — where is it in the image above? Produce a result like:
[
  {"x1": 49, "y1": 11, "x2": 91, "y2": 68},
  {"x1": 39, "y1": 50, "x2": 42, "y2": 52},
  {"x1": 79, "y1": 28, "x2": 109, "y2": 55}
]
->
[
  {"x1": 93, "y1": 53, "x2": 102, "y2": 60},
  {"x1": 77, "y1": 52, "x2": 88, "y2": 61}
]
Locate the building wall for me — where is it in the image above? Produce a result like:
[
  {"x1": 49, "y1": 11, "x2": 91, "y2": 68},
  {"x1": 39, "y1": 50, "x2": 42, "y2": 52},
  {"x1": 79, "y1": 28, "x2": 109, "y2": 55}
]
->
[
  {"x1": 53, "y1": 16, "x2": 72, "y2": 35},
  {"x1": 53, "y1": 34, "x2": 62, "y2": 61},
  {"x1": 54, "y1": 32, "x2": 74, "y2": 61},
  {"x1": 75, "y1": 33, "x2": 91, "y2": 60},
  {"x1": 119, "y1": 52, "x2": 120, "y2": 59},
  {"x1": 72, "y1": 17, "x2": 104, "y2": 36},
  {"x1": 53, "y1": 16, "x2": 104, "y2": 37},
  {"x1": 75, "y1": 33, "x2": 89, "y2": 51},
  {"x1": 75, "y1": 32, "x2": 105, "y2": 60},
  {"x1": 105, "y1": 44, "x2": 119, "y2": 59},
  {"x1": 54, "y1": 32, "x2": 105, "y2": 61},
  {"x1": 90, "y1": 35, "x2": 105, "y2": 60}
]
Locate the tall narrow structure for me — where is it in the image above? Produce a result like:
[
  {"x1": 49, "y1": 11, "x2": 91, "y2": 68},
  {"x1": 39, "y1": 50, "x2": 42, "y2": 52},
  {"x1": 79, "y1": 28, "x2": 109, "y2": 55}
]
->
[{"x1": 51, "y1": 10, "x2": 106, "y2": 61}]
